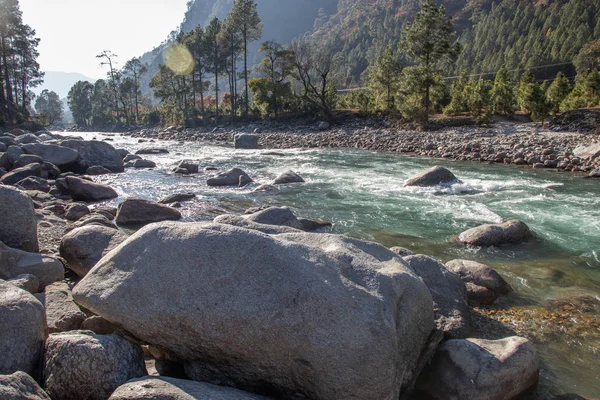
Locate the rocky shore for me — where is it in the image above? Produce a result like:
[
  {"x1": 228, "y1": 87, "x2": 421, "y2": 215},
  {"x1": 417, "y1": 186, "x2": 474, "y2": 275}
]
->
[
  {"x1": 123, "y1": 117, "x2": 600, "y2": 177},
  {"x1": 0, "y1": 125, "x2": 597, "y2": 399}
]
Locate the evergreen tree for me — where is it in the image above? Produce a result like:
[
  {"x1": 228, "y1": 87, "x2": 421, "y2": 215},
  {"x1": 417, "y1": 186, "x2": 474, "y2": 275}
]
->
[
  {"x1": 230, "y1": 0, "x2": 263, "y2": 117},
  {"x1": 443, "y1": 74, "x2": 468, "y2": 115},
  {"x1": 122, "y1": 58, "x2": 147, "y2": 123},
  {"x1": 399, "y1": 0, "x2": 460, "y2": 128},
  {"x1": 516, "y1": 70, "x2": 535, "y2": 112},
  {"x1": 366, "y1": 46, "x2": 402, "y2": 111},
  {"x1": 67, "y1": 80, "x2": 94, "y2": 127},
  {"x1": 219, "y1": 12, "x2": 243, "y2": 117},
  {"x1": 491, "y1": 65, "x2": 516, "y2": 117},
  {"x1": 546, "y1": 72, "x2": 572, "y2": 114},
  {"x1": 516, "y1": 71, "x2": 550, "y2": 122},
  {"x1": 204, "y1": 17, "x2": 227, "y2": 119},
  {"x1": 466, "y1": 78, "x2": 493, "y2": 124},
  {"x1": 34, "y1": 89, "x2": 63, "y2": 125},
  {"x1": 185, "y1": 26, "x2": 211, "y2": 116}
]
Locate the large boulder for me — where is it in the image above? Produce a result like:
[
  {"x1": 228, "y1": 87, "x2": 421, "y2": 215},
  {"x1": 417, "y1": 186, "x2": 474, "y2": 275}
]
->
[
  {"x1": 458, "y1": 220, "x2": 534, "y2": 247},
  {"x1": 0, "y1": 186, "x2": 38, "y2": 252},
  {"x1": 15, "y1": 176, "x2": 50, "y2": 193},
  {"x1": 115, "y1": 198, "x2": 182, "y2": 226},
  {"x1": 60, "y1": 140, "x2": 124, "y2": 173},
  {"x1": 65, "y1": 176, "x2": 118, "y2": 202},
  {"x1": 0, "y1": 280, "x2": 46, "y2": 376},
  {"x1": 404, "y1": 166, "x2": 459, "y2": 187},
  {"x1": 73, "y1": 223, "x2": 433, "y2": 400},
  {"x1": 60, "y1": 225, "x2": 128, "y2": 277},
  {"x1": 8, "y1": 274, "x2": 40, "y2": 294},
  {"x1": 415, "y1": 337, "x2": 540, "y2": 400},
  {"x1": 109, "y1": 377, "x2": 270, "y2": 400},
  {"x1": 0, "y1": 163, "x2": 42, "y2": 186},
  {"x1": 21, "y1": 143, "x2": 78, "y2": 168},
  {"x1": 272, "y1": 170, "x2": 305, "y2": 185},
  {"x1": 243, "y1": 207, "x2": 305, "y2": 230},
  {"x1": 234, "y1": 134, "x2": 259, "y2": 149},
  {"x1": 0, "y1": 146, "x2": 24, "y2": 170},
  {"x1": 44, "y1": 331, "x2": 147, "y2": 400},
  {"x1": 12, "y1": 154, "x2": 43, "y2": 169},
  {"x1": 403, "y1": 255, "x2": 472, "y2": 339},
  {"x1": 445, "y1": 259, "x2": 512, "y2": 305},
  {"x1": 0, "y1": 371, "x2": 51, "y2": 400},
  {"x1": 175, "y1": 160, "x2": 198, "y2": 174},
  {"x1": 0, "y1": 241, "x2": 64, "y2": 289},
  {"x1": 40, "y1": 282, "x2": 87, "y2": 333},
  {"x1": 213, "y1": 215, "x2": 303, "y2": 234},
  {"x1": 207, "y1": 168, "x2": 252, "y2": 187},
  {"x1": 573, "y1": 143, "x2": 600, "y2": 160}
]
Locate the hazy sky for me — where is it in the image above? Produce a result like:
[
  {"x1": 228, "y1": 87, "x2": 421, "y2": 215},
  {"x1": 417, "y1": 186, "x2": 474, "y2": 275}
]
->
[{"x1": 20, "y1": 0, "x2": 189, "y2": 79}]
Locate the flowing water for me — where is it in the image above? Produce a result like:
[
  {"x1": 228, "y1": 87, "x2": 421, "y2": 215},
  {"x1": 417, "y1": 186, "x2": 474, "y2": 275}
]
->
[{"x1": 63, "y1": 132, "x2": 600, "y2": 397}]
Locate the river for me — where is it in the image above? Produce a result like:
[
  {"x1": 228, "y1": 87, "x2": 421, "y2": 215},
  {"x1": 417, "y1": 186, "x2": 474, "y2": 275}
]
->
[{"x1": 62, "y1": 131, "x2": 600, "y2": 397}]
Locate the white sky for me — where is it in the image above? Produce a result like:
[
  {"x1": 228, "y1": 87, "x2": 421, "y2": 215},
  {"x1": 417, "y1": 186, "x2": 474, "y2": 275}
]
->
[{"x1": 20, "y1": 0, "x2": 189, "y2": 79}]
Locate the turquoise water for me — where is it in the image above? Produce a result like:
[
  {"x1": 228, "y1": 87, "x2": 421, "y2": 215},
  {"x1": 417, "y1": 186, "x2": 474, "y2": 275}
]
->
[{"x1": 66, "y1": 132, "x2": 600, "y2": 397}]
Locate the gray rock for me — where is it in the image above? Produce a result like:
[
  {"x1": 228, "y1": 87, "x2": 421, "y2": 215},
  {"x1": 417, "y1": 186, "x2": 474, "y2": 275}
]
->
[
  {"x1": 404, "y1": 166, "x2": 459, "y2": 187},
  {"x1": 158, "y1": 193, "x2": 196, "y2": 204},
  {"x1": 298, "y1": 218, "x2": 332, "y2": 232},
  {"x1": 109, "y1": 377, "x2": 270, "y2": 400},
  {"x1": 64, "y1": 203, "x2": 90, "y2": 221},
  {"x1": 15, "y1": 176, "x2": 49, "y2": 193},
  {"x1": 213, "y1": 214, "x2": 302, "y2": 234},
  {"x1": 0, "y1": 142, "x2": 5, "y2": 152},
  {"x1": 14, "y1": 133, "x2": 41, "y2": 145},
  {"x1": 129, "y1": 159, "x2": 156, "y2": 169},
  {"x1": 403, "y1": 255, "x2": 472, "y2": 339},
  {"x1": 416, "y1": 337, "x2": 540, "y2": 400},
  {"x1": 42, "y1": 282, "x2": 87, "y2": 333},
  {"x1": 244, "y1": 207, "x2": 305, "y2": 230},
  {"x1": 80, "y1": 316, "x2": 117, "y2": 335},
  {"x1": 317, "y1": 121, "x2": 330, "y2": 130},
  {"x1": 123, "y1": 154, "x2": 140, "y2": 163},
  {"x1": 40, "y1": 162, "x2": 61, "y2": 180},
  {"x1": 234, "y1": 134, "x2": 259, "y2": 149},
  {"x1": 390, "y1": 247, "x2": 414, "y2": 257},
  {"x1": 73, "y1": 213, "x2": 116, "y2": 229},
  {"x1": 73, "y1": 222, "x2": 433, "y2": 400},
  {"x1": 0, "y1": 146, "x2": 24, "y2": 170},
  {"x1": 7, "y1": 274, "x2": 40, "y2": 294},
  {"x1": 60, "y1": 225, "x2": 128, "y2": 277},
  {"x1": 44, "y1": 331, "x2": 147, "y2": 400},
  {"x1": 589, "y1": 168, "x2": 600, "y2": 178},
  {"x1": 0, "y1": 280, "x2": 46, "y2": 376},
  {"x1": 0, "y1": 163, "x2": 42, "y2": 185},
  {"x1": 0, "y1": 241, "x2": 64, "y2": 288},
  {"x1": 253, "y1": 184, "x2": 279, "y2": 193},
  {"x1": 458, "y1": 220, "x2": 534, "y2": 247},
  {"x1": 66, "y1": 176, "x2": 118, "y2": 202},
  {"x1": 86, "y1": 165, "x2": 112, "y2": 175},
  {"x1": 60, "y1": 140, "x2": 124, "y2": 173},
  {"x1": 116, "y1": 148, "x2": 130, "y2": 159},
  {"x1": 12, "y1": 154, "x2": 43, "y2": 169},
  {"x1": 445, "y1": 259, "x2": 512, "y2": 305},
  {"x1": 573, "y1": 143, "x2": 600, "y2": 160},
  {"x1": 0, "y1": 371, "x2": 51, "y2": 400},
  {"x1": 0, "y1": 186, "x2": 38, "y2": 252},
  {"x1": 207, "y1": 168, "x2": 252, "y2": 187},
  {"x1": 135, "y1": 148, "x2": 168, "y2": 155},
  {"x1": 21, "y1": 143, "x2": 78, "y2": 168},
  {"x1": 116, "y1": 198, "x2": 182, "y2": 226},
  {"x1": 272, "y1": 170, "x2": 305, "y2": 185},
  {"x1": 175, "y1": 160, "x2": 198, "y2": 173}
]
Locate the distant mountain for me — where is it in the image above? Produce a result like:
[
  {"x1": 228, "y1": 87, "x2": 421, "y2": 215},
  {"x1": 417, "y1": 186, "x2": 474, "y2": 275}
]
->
[{"x1": 34, "y1": 71, "x2": 96, "y2": 99}]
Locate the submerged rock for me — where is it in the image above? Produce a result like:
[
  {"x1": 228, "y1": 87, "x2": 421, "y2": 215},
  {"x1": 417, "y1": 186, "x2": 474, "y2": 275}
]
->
[
  {"x1": 116, "y1": 198, "x2": 182, "y2": 226},
  {"x1": 85, "y1": 165, "x2": 112, "y2": 175},
  {"x1": 390, "y1": 247, "x2": 415, "y2": 257},
  {"x1": 403, "y1": 255, "x2": 472, "y2": 339},
  {"x1": 213, "y1": 215, "x2": 302, "y2": 234},
  {"x1": 0, "y1": 280, "x2": 46, "y2": 376},
  {"x1": 244, "y1": 207, "x2": 305, "y2": 230},
  {"x1": 109, "y1": 377, "x2": 270, "y2": 400},
  {"x1": 272, "y1": 170, "x2": 305, "y2": 185},
  {"x1": 445, "y1": 259, "x2": 512, "y2": 305},
  {"x1": 135, "y1": 148, "x2": 169, "y2": 155},
  {"x1": 0, "y1": 371, "x2": 51, "y2": 400},
  {"x1": 0, "y1": 186, "x2": 38, "y2": 252},
  {"x1": 158, "y1": 193, "x2": 196, "y2": 204},
  {"x1": 404, "y1": 166, "x2": 459, "y2": 187},
  {"x1": 207, "y1": 167, "x2": 252, "y2": 187},
  {"x1": 415, "y1": 336, "x2": 540, "y2": 400},
  {"x1": 73, "y1": 222, "x2": 433, "y2": 400},
  {"x1": 44, "y1": 331, "x2": 147, "y2": 400},
  {"x1": 458, "y1": 220, "x2": 534, "y2": 247}
]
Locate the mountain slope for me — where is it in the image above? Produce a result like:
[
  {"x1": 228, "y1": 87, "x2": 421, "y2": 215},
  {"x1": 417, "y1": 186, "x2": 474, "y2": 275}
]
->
[{"x1": 33, "y1": 71, "x2": 96, "y2": 99}]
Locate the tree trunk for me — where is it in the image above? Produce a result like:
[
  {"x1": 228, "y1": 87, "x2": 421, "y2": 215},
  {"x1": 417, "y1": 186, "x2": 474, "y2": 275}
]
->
[
  {"x1": 243, "y1": 22, "x2": 248, "y2": 118},
  {"x1": 2, "y1": 34, "x2": 14, "y2": 109}
]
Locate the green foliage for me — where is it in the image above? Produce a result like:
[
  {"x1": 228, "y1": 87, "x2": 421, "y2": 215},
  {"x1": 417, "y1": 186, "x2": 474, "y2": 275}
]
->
[
  {"x1": 34, "y1": 89, "x2": 63, "y2": 126},
  {"x1": 516, "y1": 71, "x2": 550, "y2": 122},
  {"x1": 366, "y1": 46, "x2": 402, "y2": 111},
  {"x1": 443, "y1": 74, "x2": 468, "y2": 115},
  {"x1": 397, "y1": 66, "x2": 446, "y2": 121},
  {"x1": 67, "y1": 81, "x2": 94, "y2": 127},
  {"x1": 561, "y1": 69, "x2": 600, "y2": 110},
  {"x1": 338, "y1": 91, "x2": 374, "y2": 114},
  {"x1": 546, "y1": 72, "x2": 572, "y2": 114},
  {"x1": 465, "y1": 79, "x2": 493, "y2": 124},
  {"x1": 252, "y1": 41, "x2": 295, "y2": 117},
  {"x1": 400, "y1": 0, "x2": 459, "y2": 127},
  {"x1": 575, "y1": 39, "x2": 600, "y2": 74},
  {"x1": 491, "y1": 65, "x2": 515, "y2": 117}
]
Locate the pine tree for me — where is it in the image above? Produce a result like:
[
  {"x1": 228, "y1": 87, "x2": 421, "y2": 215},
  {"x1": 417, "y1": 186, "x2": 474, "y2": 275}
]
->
[
  {"x1": 122, "y1": 58, "x2": 147, "y2": 123},
  {"x1": 230, "y1": 0, "x2": 263, "y2": 118},
  {"x1": 491, "y1": 65, "x2": 515, "y2": 116},
  {"x1": 67, "y1": 81, "x2": 94, "y2": 127},
  {"x1": 205, "y1": 17, "x2": 226, "y2": 119},
  {"x1": 34, "y1": 89, "x2": 63, "y2": 126},
  {"x1": 399, "y1": 0, "x2": 460, "y2": 128},
  {"x1": 443, "y1": 74, "x2": 468, "y2": 115},
  {"x1": 546, "y1": 72, "x2": 571, "y2": 114},
  {"x1": 219, "y1": 12, "x2": 243, "y2": 118},
  {"x1": 466, "y1": 78, "x2": 493, "y2": 123},
  {"x1": 185, "y1": 26, "x2": 211, "y2": 116},
  {"x1": 367, "y1": 46, "x2": 402, "y2": 111}
]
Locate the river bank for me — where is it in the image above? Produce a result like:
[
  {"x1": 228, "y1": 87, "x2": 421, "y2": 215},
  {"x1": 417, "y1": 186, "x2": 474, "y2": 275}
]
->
[{"x1": 121, "y1": 118, "x2": 600, "y2": 177}]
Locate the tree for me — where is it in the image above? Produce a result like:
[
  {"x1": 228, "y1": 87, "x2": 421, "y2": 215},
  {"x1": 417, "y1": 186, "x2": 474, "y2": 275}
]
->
[
  {"x1": 97, "y1": 50, "x2": 129, "y2": 123},
  {"x1": 516, "y1": 70, "x2": 536, "y2": 112},
  {"x1": 443, "y1": 74, "x2": 468, "y2": 115},
  {"x1": 34, "y1": 89, "x2": 63, "y2": 125},
  {"x1": 399, "y1": 0, "x2": 460, "y2": 128},
  {"x1": 204, "y1": 17, "x2": 227, "y2": 119},
  {"x1": 367, "y1": 46, "x2": 402, "y2": 111},
  {"x1": 465, "y1": 78, "x2": 493, "y2": 123},
  {"x1": 546, "y1": 72, "x2": 571, "y2": 114},
  {"x1": 219, "y1": 12, "x2": 243, "y2": 118},
  {"x1": 252, "y1": 41, "x2": 294, "y2": 117},
  {"x1": 122, "y1": 57, "x2": 147, "y2": 123},
  {"x1": 516, "y1": 71, "x2": 550, "y2": 123},
  {"x1": 290, "y1": 36, "x2": 338, "y2": 122},
  {"x1": 90, "y1": 79, "x2": 114, "y2": 126},
  {"x1": 491, "y1": 65, "x2": 515, "y2": 116},
  {"x1": 185, "y1": 26, "x2": 211, "y2": 116},
  {"x1": 230, "y1": 0, "x2": 263, "y2": 117},
  {"x1": 67, "y1": 80, "x2": 94, "y2": 127},
  {"x1": 575, "y1": 39, "x2": 600, "y2": 74}
]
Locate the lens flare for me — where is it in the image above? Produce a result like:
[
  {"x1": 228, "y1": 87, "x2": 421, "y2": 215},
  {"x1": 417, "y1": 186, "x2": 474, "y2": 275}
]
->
[{"x1": 164, "y1": 43, "x2": 194, "y2": 76}]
